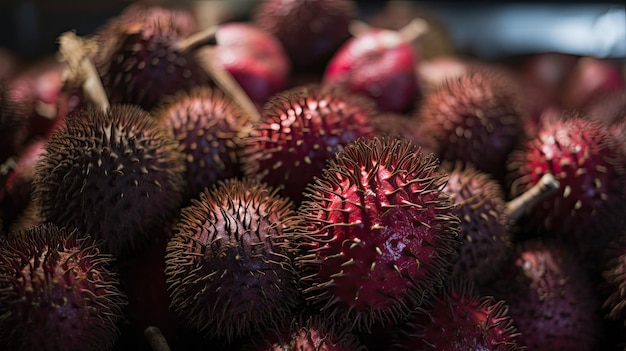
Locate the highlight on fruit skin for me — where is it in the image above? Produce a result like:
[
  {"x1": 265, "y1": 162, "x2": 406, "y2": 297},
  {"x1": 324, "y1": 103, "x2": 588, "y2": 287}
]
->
[
  {"x1": 154, "y1": 86, "x2": 253, "y2": 203},
  {"x1": 0, "y1": 223, "x2": 127, "y2": 351},
  {"x1": 93, "y1": 2, "x2": 210, "y2": 110},
  {"x1": 164, "y1": 178, "x2": 304, "y2": 342},
  {"x1": 32, "y1": 104, "x2": 185, "y2": 259},
  {"x1": 297, "y1": 136, "x2": 461, "y2": 332},
  {"x1": 392, "y1": 277, "x2": 522, "y2": 351},
  {"x1": 506, "y1": 113, "x2": 626, "y2": 254},
  {"x1": 240, "y1": 84, "x2": 380, "y2": 204}
]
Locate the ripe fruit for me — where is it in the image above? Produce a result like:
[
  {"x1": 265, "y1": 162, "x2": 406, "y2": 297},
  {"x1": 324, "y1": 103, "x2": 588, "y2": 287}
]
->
[
  {"x1": 165, "y1": 178, "x2": 303, "y2": 342},
  {"x1": 392, "y1": 277, "x2": 521, "y2": 350},
  {"x1": 32, "y1": 104, "x2": 185, "y2": 259},
  {"x1": 506, "y1": 114, "x2": 626, "y2": 255},
  {"x1": 241, "y1": 84, "x2": 379, "y2": 204},
  {"x1": 212, "y1": 22, "x2": 291, "y2": 107},
  {"x1": 154, "y1": 87, "x2": 253, "y2": 203},
  {"x1": 483, "y1": 240, "x2": 602, "y2": 351},
  {"x1": 561, "y1": 56, "x2": 626, "y2": 111},
  {"x1": 253, "y1": 0, "x2": 356, "y2": 71},
  {"x1": 417, "y1": 66, "x2": 527, "y2": 181},
  {"x1": 0, "y1": 223, "x2": 127, "y2": 351},
  {"x1": 297, "y1": 136, "x2": 461, "y2": 331},
  {"x1": 94, "y1": 3, "x2": 211, "y2": 110}
]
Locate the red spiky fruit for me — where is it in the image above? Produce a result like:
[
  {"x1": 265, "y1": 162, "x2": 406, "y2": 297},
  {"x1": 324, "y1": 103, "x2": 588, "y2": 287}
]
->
[
  {"x1": 323, "y1": 24, "x2": 420, "y2": 113},
  {"x1": 417, "y1": 66, "x2": 527, "y2": 181},
  {"x1": 0, "y1": 224, "x2": 127, "y2": 351},
  {"x1": 483, "y1": 240, "x2": 602, "y2": 351},
  {"x1": 241, "y1": 84, "x2": 379, "y2": 204},
  {"x1": 213, "y1": 22, "x2": 291, "y2": 107},
  {"x1": 442, "y1": 164, "x2": 512, "y2": 284},
  {"x1": 94, "y1": 3, "x2": 211, "y2": 110},
  {"x1": 154, "y1": 87, "x2": 253, "y2": 203},
  {"x1": 297, "y1": 136, "x2": 461, "y2": 331},
  {"x1": 32, "y1": 104, "x2": 185, "y2": 259},
  {"x1": 392, "y1": 277, "x2": 521, "y2": 351},
  {"x1": 506, "y1": 113, "x2": 626, "y2": 254},
  {"x1": 164, "y1": 178, "x2": 304, "y2": 342},
  {"x1": 248, "y1": 314, "x2": 365, "y2": 351},
  {"x1": 253, "y1": 0, "x2": 356, "y2": 70}
]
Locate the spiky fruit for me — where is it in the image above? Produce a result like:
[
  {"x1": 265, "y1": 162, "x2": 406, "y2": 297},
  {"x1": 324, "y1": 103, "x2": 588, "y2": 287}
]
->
[
  {"x1": 154, "y1": 87, "x2": 253, "y2": 203},
  {"x1": 241, "y1": 84, "x2": 379, "y2": 204},
  {"x1": 506, "y1": 114, "x2": 626, "y2": 254},
  {"x1": 253, "y1": 0, "x2": 356, "y2": 70},
  {"x1": 297, "y1": 136, "x2": 461, "y2": 331},
  {"x1": 213, "y1": 22, "x2": 291, "y2": 107},
  {"x1": 247, "y1": 314, "x2": 365, "y2": 351},
  {"x1": 94, "y1": 3, "x2": 210, "y2": 110},
  {"x1": 165, "y1": 178, "x2": 303, "y2": 342},
  {"x1": 561, "y1": 56, "x2": 626, "y2": 111},
  {"x1": 32, "y1": 104, "x2": 185, "y2": 259},
  {"x1": 0, "y1": 223, "x2": 127, "y2": 351},
  {"x1": 604, "y1": 235, "x2": 626, "y2": 325},
  {"x1": 442, "y1": 164, "x2": 512, "y2": 284},
  {"x1": 483, "y1": 240, "x2": 601, "y2": 351},
  {"x1": 417, "y1": 66, "x2": 527, "y2": 180},
  {"x1": 392, "y1": 277, "x2": 521, "y2": 351}
]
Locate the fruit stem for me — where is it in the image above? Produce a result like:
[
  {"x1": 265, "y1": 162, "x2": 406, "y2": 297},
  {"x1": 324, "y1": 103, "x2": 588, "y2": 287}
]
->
[
  {"x1": 348, "y1": 20, "x2": 372, "y2": 37},
  {"x1": 506, "y1": 173, "x2": 560, "y2": 226},
  {"x1": 193, "y1": 46, "x2": 261, "y2": 123},
  {"x1": 57, "y1": 31, "x2": 110, "y2": 112},
  {"x1": 144, "y1": 326, "x2": 171, "y2": 351},
  {"x1": 399, "y1": 18, "x2": 430, "y2": 43},
  {"x1": 173, "y1": 25, "x2": 219, "y2": 52}
]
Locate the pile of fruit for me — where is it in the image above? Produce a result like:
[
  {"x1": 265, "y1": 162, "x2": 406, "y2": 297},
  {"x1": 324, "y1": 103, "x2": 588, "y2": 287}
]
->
[{"x1": 1, "y1": 1, "x2": 625, "y2": 350}]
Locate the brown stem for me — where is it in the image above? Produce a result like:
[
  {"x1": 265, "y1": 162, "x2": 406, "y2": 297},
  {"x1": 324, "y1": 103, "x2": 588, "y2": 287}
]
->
[
  {"x1": 57, "y1": 31, "x2": 109, "y2": 112},
  {"x1": 194, "y1": 46, "x2": 261, "y2": 123},
  {"x1": 398, "y1": 18, "x2": 429, "y2": 43},
  {"x1": 506, "y1": 173, "x2": 560, "y2": 226},
  {"x1": 173, "y1": 25, "x2": 219, "y2": 52},
  {"x1": 144, "y1": 326, "x2": 171, "y2": 351},
  {"x1": 348, "y1": 19, "x2": 372, "y2": 37}
]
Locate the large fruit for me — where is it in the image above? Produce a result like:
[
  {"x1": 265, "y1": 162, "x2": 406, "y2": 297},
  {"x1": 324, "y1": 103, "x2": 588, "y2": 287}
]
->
[
  {"x1": 297, "y1": 136, "x2": 460, "y2": 331},
  {"x1": 0, "y1": 224, "x2": 127, "y2": 351}
]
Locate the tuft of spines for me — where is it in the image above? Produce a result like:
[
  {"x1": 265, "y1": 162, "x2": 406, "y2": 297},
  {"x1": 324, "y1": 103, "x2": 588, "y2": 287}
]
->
[
  {"x1": 164, "y1": 178, "x2": 304, "y2": 342},
  {"x1": 0, "y1": 223, "x2": 127, "y2": 351},
  {"x1": 241, "y1": 84, "x2": 379, "y2": 204},
  {"x1": 154, "y1": 86, "x2": 253, "y2": 202},
  {"x1": 603, "y1": 235, "x2": 626, "y2": 325},
  {"x1": 392, "y1": 277, "x2": 522, "y2": 351},
  {"x1": 32, "y1": 104, "x2": 185, "y2": 259},
  {"x1": 297, "y1": 136, "x2": 461, "y2": 332}
]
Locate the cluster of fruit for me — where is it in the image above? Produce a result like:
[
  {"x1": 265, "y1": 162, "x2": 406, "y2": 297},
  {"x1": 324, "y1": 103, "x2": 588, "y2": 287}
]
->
[{"x1": 1, "y1": 1, "x2": 625, "y2": 350}]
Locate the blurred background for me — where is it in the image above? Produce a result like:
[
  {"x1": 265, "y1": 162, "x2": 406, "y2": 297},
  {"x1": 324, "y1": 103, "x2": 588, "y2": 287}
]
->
[{"x1": 0, "y1": 0, "x2": 624, "y2": 63}]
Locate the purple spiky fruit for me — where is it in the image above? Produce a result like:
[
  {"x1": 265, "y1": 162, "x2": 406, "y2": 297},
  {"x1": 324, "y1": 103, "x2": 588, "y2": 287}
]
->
[
  {"x1": 164, "y1": 178, "x2": 304, "y2": 342},
  {"x1": 392, "y1": 277, "x2": 521, "y2": 351},
  {"x1": 94, "y1": 3, "x2": 211, "y2": 110},
  {"x1": 0, "y1": 223, "x2": 127, "y2": 351},
  {"x1": 241, "y1": 84, "x2": 379, "y2": 204},
  {"x1": 154, "y1": 87, "x2": 253, "y2": 202},
  {"x1": 484, "y1": 240, "x2": 602, "y2": 351},
  {"x1": 442, "y1": 164, "x2": 512, "y2": 284},
  {"x1": 297, "y1": 136, "x2": 461, "y2": 331},
  {"x1": 32, "y1": 104, "x2": 185, "y2": 259},
  {"x1": 417, "y1": 66, "x2": 527, "y2": 180}
]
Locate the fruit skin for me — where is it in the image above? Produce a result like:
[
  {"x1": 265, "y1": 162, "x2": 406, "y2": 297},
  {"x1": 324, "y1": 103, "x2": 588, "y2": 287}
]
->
[
  {"x1": 441, "y1": 163, "x2": 512, "y2": 284},
  {"x1": 506, "y1": 114, "x2": 626, "y2": 255},
  {"x1": 603, "y1": 235, "x2": 626, "y2": 326},
  {"x1": 165, "y1": 178, "x2": 304, "y2": 342},
  {"x1": 417, "y1": 66, "x2": 527, "y2": 181},
  {"x1": 323, "y1": 27, "x2": 419, "y2": 113},
  {"x1": 561, "y1": 56, "x2": 626, "y2": 111},
  {"x1": 154, "y1": 87, "x2": 253, "y2": 203},
  {"x1": 0, "y1": 223, "x2": 127, "y2": 351},
  {"x1": 32, "y1": 104, "x2": 185, "y2": 259},
  {"x1": 297, "y1": 136, "x2": 461, "y2": 332},
  {"x1": 213, "y1": 22, "x2": 291, "y2": 107},
  {"x1": 483, "y1": 240, "x2": 601, "y2": 351},
  {"x1": 94, "y1": 3, "x2": 211, "y2": 110},
  {"x1": 253, "y1": 0, "x2": 356, "y2": 71},
  {"x1": 392, "y1": 277, "x2": 521, "y2": 351},
  {"x1": 241, "y1": 84, "x2": 379, "y2": 205}
]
